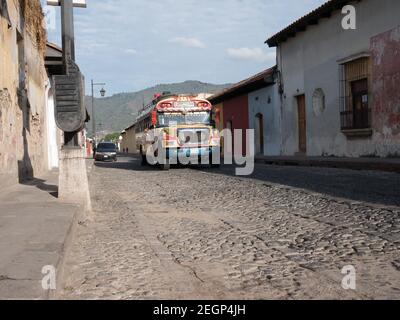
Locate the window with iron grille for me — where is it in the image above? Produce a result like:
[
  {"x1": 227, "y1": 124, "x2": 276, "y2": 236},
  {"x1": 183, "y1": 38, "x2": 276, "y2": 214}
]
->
[{"x1": 339, "y1": 57, "x2": 371, "y2": 131}]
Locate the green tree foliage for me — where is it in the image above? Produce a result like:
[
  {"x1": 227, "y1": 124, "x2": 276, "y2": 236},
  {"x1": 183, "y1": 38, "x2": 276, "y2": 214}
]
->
[{"x1": 104, "y1": 132, "x2": 120, "y2": 142}]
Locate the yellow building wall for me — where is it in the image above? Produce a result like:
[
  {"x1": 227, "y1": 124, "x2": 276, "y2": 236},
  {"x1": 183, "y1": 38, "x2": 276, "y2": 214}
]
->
[
  {"x1": 120, "y1": 127, "x2": 137, "y2": 154},
  {"x1": 0, "y1": 0, "x2": 48, "y2": 184}
]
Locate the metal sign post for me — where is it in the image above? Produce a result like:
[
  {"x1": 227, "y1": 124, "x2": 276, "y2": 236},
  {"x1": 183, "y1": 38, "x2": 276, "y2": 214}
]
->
[
  {"x1": 61, "y1": 0, "x2": 75, "y2": 65},
  {"x1": 47, "y1": 0, "x2": 87, "y2": 148},
  {"x1": 47, "y1": 1, "x2": 92, "y2": 210}
]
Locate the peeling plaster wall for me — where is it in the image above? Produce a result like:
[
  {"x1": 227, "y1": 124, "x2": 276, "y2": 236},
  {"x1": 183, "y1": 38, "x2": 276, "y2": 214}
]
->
[
  {"x1": 0, "y1": 0, "x2": 48, "y2": 184},
  {"x1": 370, "y1": 26, "x2": 400, "y2": 157},
  {"x1": 1, "y1": 0, "x2": 21, "y2": 184},
  {"x1": 0, "y1": 88, "x2": 18, "y2": 182},
  {"x1": 277, "y1": 0, "x2": 400, "y2": 157}
]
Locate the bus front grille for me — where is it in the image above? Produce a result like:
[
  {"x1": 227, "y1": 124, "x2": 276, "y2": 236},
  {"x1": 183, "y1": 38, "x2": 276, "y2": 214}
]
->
[{"x1": 177, "y1": 128, "x2": 210, "y2": 146}]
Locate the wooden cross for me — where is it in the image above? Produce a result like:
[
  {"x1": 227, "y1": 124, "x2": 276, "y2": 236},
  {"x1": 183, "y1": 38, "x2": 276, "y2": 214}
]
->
[
  {"x1": 47, "y1": 0, "x2": 87, "y2": 8},
  {"x1": 46, "y1": 0, "x2": 87, "y2": 64},
  {"x1": 47, "y1": 0, "x2": 87, "y2": 146}
]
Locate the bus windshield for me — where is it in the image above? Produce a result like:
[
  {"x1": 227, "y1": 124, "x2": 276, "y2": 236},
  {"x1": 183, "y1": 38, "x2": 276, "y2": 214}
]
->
[{"x1": 157, "y1": 111, "x2": 211, "y2": 127}]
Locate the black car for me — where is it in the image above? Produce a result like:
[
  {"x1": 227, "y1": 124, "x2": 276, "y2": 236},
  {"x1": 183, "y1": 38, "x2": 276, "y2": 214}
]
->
[{"x1": 95, "y1": 142, "x2": 118, "y2": 162}]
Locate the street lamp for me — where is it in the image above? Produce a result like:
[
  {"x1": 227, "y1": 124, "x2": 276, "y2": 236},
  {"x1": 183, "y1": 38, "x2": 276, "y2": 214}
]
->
[{"x1": 91, "y1": 80, "x2": 106, "y2": 147}]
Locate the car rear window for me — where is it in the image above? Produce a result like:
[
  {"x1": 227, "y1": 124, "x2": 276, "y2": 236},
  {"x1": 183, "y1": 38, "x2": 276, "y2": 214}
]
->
[{"x1": 97, "y1": 143, "x2": 116, "y2": 151}]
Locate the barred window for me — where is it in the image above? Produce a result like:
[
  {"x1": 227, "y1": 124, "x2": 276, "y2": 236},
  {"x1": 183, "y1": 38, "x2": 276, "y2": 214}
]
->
[{"x1": 339, "y1": 57, "x2": 371, "y2": 131}]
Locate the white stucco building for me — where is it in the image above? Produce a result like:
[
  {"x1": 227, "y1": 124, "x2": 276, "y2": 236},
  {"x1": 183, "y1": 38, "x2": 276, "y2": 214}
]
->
[
  {"x1": 248, "y1": 80, "x2": 281, "y2": 156},
  {"x1": 45, "y1": 42, "x2": 66, "y2": 169},
  {"x1": 266, "y1": 0, "x2": 400, "y2": 157},
  {"x1": 209, "y1": 68, "x2": 281, "y2": 157}
]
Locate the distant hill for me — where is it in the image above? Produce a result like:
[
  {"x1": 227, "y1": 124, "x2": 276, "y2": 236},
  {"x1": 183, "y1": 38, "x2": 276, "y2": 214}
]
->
[{"x1": 85, "y1": 80, "x2": 231, "y2": 135}]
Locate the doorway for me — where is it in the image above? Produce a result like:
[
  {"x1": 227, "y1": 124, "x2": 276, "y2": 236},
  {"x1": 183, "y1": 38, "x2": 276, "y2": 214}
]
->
[
  {"x1": 297, "y1": 95, "x2": 307, "y2": 154},
  {"x1": 226, "y1": 120, "x2": 233, "y2": 155},
  {"x1": 255, "y1": 113, "x2": 264, "y2": 155}
]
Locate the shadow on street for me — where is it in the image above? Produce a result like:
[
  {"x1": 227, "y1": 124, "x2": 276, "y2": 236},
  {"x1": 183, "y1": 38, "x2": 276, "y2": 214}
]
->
[
  {"x1": 20, "y1": 177, "x2": 59, "y2": 198},
  {"x1": 94, "y1": 155, "x2": 400, "y2": 207}
]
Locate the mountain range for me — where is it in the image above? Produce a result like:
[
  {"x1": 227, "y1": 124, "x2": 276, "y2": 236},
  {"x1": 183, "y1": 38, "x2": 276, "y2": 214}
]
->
[{"x1": 85, "y1": 80, "x2": 232, "y2": 135}]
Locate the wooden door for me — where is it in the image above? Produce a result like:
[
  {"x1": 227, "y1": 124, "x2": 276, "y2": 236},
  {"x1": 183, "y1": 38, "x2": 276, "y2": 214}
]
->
[
  {"x1": 226, "y1": 120, "x2": 233, "y2": 155},
  {"x1": 297, "y1": 95, "x2": 307, "y2": 154}
]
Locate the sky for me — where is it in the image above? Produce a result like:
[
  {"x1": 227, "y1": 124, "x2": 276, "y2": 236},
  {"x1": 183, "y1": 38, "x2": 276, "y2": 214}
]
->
[{"x1": 42, "y1": 0, "x2": 327, "y2": 96}]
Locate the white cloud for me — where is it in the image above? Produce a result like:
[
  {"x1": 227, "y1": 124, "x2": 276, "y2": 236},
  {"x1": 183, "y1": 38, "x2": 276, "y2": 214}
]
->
[
  {"x1": 227, "y1": 47, "x2": 275, "y2": 63},
  {"x1": 45, "y1": 0, "x2": 326, "y2": 94},
  {"x1": 124, "y1": 49, "x2": 138, "y2": 55},
  {"x1": 169, "y1": 37, "x2": 206, "y2": 49}
]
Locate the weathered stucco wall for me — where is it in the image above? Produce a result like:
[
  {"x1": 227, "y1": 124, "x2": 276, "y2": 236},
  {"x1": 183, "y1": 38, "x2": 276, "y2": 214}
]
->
[
  {"x1": 248, "y1": 84, "x2": 281, "y2": 156},
  {"x1": 277, "y1": 0, "x2": 400, "y2": 157},
  {"x1": 1, "y1": 0, "x2": 22, "y2": 184},
  {"x1": 370, "y1": 26, "x2": 400, "y2": 157},
  {"x1": 121, "y1": 127, "x2": 137, "y2": 153},
  {"x1": 0, "y1": 0, "x2": 49, "y2": 184},
  {"x1": 223, "y1": 94, "x2": 249, "y2": 156}
]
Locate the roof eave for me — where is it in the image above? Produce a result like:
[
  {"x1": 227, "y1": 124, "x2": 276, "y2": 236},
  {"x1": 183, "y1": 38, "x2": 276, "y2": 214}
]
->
[
  {"x1": 265, "y1": 0, "x2": 355, "y2": 47},
  {"x1": 209, "y1": 76, "x2": 275, "y2": 105}
]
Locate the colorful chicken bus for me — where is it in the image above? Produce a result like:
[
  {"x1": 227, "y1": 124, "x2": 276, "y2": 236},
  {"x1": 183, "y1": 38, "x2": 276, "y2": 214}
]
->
[{"x1": 135, "y1": 93, "x2": 220, "y2": 170}]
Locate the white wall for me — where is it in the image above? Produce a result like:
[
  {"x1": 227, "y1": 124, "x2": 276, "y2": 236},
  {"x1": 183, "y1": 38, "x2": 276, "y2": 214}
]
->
[
  {"x1": 248, "y1": 85, "x2": 281, "y2": 156},
  {"x1": 277, "y1": 0, "x2": 400, "y2": 157},
  {"x1": 46, "y1": 83, "x2": 59, "y2": 169}
]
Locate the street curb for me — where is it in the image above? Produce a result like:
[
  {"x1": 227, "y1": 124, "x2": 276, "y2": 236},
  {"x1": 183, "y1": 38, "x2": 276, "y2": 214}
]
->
[
  {"x1": 49, "y1": 160, "x2": 95, "y2": 299},
  {"x1": 254, "y1": 157, "x2": 400, "y2": 173},
  {"x1": 198, "y1": 164, "x2": 400, "y2": 212},
  {"x1": 48, "y1": 203, "x2": 83, "y2": 300}
]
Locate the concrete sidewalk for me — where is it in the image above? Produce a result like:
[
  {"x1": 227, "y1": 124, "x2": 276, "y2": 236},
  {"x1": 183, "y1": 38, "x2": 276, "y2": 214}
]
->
[
  {"x1": 0, "y1": 171, "x2": 80, "y2": 300},
  {"x1": 255, "y1": 155, "x2": 400, "y2": 173}
]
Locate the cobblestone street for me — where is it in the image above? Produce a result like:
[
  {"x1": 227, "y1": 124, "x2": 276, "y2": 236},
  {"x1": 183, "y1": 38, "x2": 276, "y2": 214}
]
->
[{"x1": 60, "y1": 156, "x2": 400, "y2": 300}]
